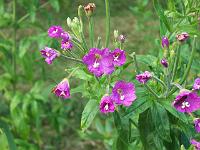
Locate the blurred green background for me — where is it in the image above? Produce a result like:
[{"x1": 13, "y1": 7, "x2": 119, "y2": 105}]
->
[{"x1": 0, "y1": 0, "x2": 161, "y2": 149}]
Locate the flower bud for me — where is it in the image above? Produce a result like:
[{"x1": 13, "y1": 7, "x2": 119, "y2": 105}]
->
[
  {"x1": 176, "y1": 32, "x2": 189, "y2": 42},
  {"x1": 160, "y1": 58, "x2": 168, "y2": 68},
  {"x1": 84, "y1": 3, "x2": 96, "y2": 17},
  {"x1": 114, "y1": 30, "x2": 119, "y2": 39},
  {"x1": 118, "y1": 34, "x2": 126, "y2": 43},
  {"x1": 78, "y1": 5, "x2": 83, "y2": 18},
  {"x1": 161, "y1": 36, "x2": 169, "y2": 48},
  {"x1": 67, "y1": 17, "x2": 72, "y2": 28}
]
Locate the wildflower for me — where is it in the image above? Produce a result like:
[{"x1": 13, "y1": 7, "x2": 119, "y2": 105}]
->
[
  {"x1": 194, "y1": 118, "x2": 200, "y2": 133},
  {"x1": 60, "y1": 32, "x2": 70, "y2": 41},
  {"x1": 190, "y1": 139, "x2": 200, "y2": 150},
  {"x1": 48, "y1": 25, "x2": 63, "y2": 38},
  {"x1": 160, "y1": 58, "x2": 168, "y2": 68},
  {"x1": 111, "y1": 81, "x2": 136, "y2": 107},
  {"x1": 84, "y1": 3, "x2": 96, "y2": 17},
  {"x1": 161, "y1": 36, "x2": 169, "y2": 48},
  {"x1": 136, "y1": 71, "x2": 152, "y2": 84},
  {"x1": 172, "y1": 90, "x2": 200, "y2": 113},
  {"x1": 111, "y1": 49, "x2": 126, "y2": 66},
  {"x1": 52, "y1": 78, "x2": 70, "y2": 99},
  {"x1": 40, "y1": 47, "x2": 58, "y2": 64},
  {"x1": 193, "y1": 78, "x2": 200, "y2": 90},
  {"x1": 118, "y1": 34, "x2": 126, "y2": 43},
  {"x1": 99, "y1": 95, "x2": 115, "y2": 114},
  {"x1": 61, "y1": 39, "x2": 73, "y2": 50},
  {"x1": 82, "y1": 48, "x2": 114, "y2": 77},
  {"x1": 176, "y1": 32, "x2": 189, "y2": 42}
]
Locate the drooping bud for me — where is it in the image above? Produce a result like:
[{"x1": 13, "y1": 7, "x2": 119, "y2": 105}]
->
[
  {"x1": 161, "y1": 36, "x2": 169, "y2": 48},
  {"x1": 160, "y1": 58, "x2": 168, "y2": 68},
  {"x1": 84, "y1": 3, "x2": 96, "y2": 17},
  {"x1": 118, "y1": 34, "x2": 126, "y2": 43},
  {"x1": 176, "y1": 32, "x2": 189, "y2": 42}
]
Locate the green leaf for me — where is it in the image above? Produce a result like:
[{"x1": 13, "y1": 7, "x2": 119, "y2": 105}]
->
[
  {"x1": 151, "y1": 102, "x2": 171, "y2": 142},
  {"x1": 136, "y1": 55, "x2": 158, "y2": 67},
  {"x1": 0, "y1": 120, "x2": 17, "y2": 150},
  {"x1": 161, "y1": 101, "x2": 188, "y2": 123},
  {"x1": 153, "y1": 0, "x2": 171, "y2": 32},
  {"x1": 72, "y1": 68, "x2": 93, "y2": 81},
  {"x1": 49, "y1": 0, "x2": 60, "y2": 12},
  {"x1": 81, "y1": 100, "x2": 98, "y2": 131}
]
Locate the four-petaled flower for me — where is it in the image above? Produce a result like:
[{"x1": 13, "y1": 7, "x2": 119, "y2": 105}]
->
[
  {"x1": 61, "y1": 39, "x2": 73, "y2": 50},
  {"x1": 176, "y1": 32, "x2": 189, "y2": 42},
  {"x1": 82, "y1": 48, "x2": 115, "y2": 77},
  {"x1": 48, "y1": 25, "x2": 63, "y2": 38},
  {"x1": 111, "y1": 49, "x2": 126, "y2": 66},
  {"x1": 161, "y1": 36, "x2": 169, "y2": 48},
  {"x1": 194, "y1": 118, "x2": 200, "y2": 133},
  {"x1": 193, "y1": 78, "x2": 200, "y2": 90},
  {"x1": 52, "y1": 78, "x2": 70, "y2": 99},
  {"x1": 118, "y1": 34, "x2": 126, "y2": 43},
  {"x1": 136, "y1": 71, "x2": 152, "y2": 84},
  {"x1": 99, "y1": 95, "x2": 115, "y2": 114},
  {"x1": 111, "y1": 81, "x2": 136, "y2": 107},
  {"x1": 60, "y1": 32, "x2": 70, "y2": 41},
  {"x1": 40, "y1": 47, "x2": 58, "y2": 64},
  {"x1": 173, "y1": 90, "x2": 200, "y2": 113},
  {"x1": 190, "y1": 139, "x2": 200, "y2": 150}
]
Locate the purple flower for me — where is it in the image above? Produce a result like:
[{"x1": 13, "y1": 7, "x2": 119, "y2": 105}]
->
[
  {"x1": 52, "y1": 78, "x2": 70, "y2": 99},
  {"x1": 40, "y1": 47, "x2": 58, "y2": 64},
  {"x1": 60, "y1": 32, "x2": 70, "y2": 40},
  {"x1": 190, "y1": 139, "x2": 200, "y2": 150},
  {"x1": 160, "y1": 58, "x2": 168, "y2": 68},
  {"x1": 118, "y1": 34, "x2": 126, "y2": 43},
  {"x1": 111, "y1": 81, "x2": 136, "y2": 107},
  {"x1": 136, "y1": 71, "x2": 152, "y2": 84},
  {"x1": 161, "y1": 36, "x2": 169, "y2": 48},
  {"x1": 48, "y1": 26, "x2": 63, "y2": 38},
  {"x1": 194, "y1": 118, "x2": 200, "y2": 133},
  {"x1": 172, "y1": 90, "x2": 200, "y2": 113},
  {"x1": 99, "y1": 95, "x2": 115, "y2": 114},
  {"x1": 111, "y1": 49, "x2": 126, "y2": 66},
  {"x1": 176, "y1": 32, "x2": 189, "y2": 42},
  {"x1": 61, "y1": 39, "x2": 73, "y2": 50},
  {"x1": 82, "y1": 48, "x2": 115, "y2": 77},
  {"x1": 193, "y1": 78, "x2": 200, "y2": 90}
]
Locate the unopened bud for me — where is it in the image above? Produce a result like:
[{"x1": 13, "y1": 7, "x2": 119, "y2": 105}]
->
[
  {"x1": 160, "y1": 58, "x2": 168, "y2": 68},
  {"x1": 114, "y1": 30, "x2": 119, "y2": 39},
  {"x1": 67, "y1": 17, "x2": 72, "y2": 27},
  {"x1": 161, "y1": 36, "x2": 169, "y2": 48},
  {"x1": 176, "y1": 32, "x2": 189, "y2": 42},
  {"x1": 118, "y1": 34, "x2": 126, "y2": 43},
  {"x1": 84, "y1": 3, "x2": 96, "y2": 17}
]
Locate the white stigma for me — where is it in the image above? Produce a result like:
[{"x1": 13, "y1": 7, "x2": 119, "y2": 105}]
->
[
  {"x1": 113, "y1": 55, "x2": 119, "y2": 62},
  {"x1": 105, "y1": 104, "x2": 109, "y2": 110},
  {"x1": 120, "y1": 95, "x2": 125, "y2": 101},
  {"x1": 198, "y1": 123, "x2": 200, "y2": 127},
  {"x1": 60, "y1": 91, "x2": 66, "y2": 96},
  {"x1": 93, "y1": 61, "x2": 100, "y2": 68},
  {"x1": 181, "y1": 101, "x2": 190, "y2": 109},
  {"x1": 52, "y1": 29, "x2": 58, "y2": 34}
]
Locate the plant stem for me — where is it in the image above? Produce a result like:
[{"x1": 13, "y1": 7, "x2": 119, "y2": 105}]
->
[
  {"x1": 171, "y1": 44, "x2": 180, "y2": 82},
  {"x1": 61, "y1": 54, "x2": 83, "y2": 64},
  {"x1": 17, "y1": 1, "x2": 49, "y2": 24},
  {"x1": 12, "y1": 0, "x2": 17, "y2": 90},
  {"x1": 152, "y1": 75, "x2": 167, "y2": 90},
  {"x1": 105, "y1": 0, "x2": 110, "y2": 47},
  {"x1": 167, "y1": 36, "x2": 197, "y2": 97},
  {"x1": 130, "y1": 52, "x2": 159, "y2": 99},
  {"x1": 89, "y1": 17, "x2": 94, "y2": 47},
  {"x1": 96, "y1": 36, "x2": 102, "y2": 48}
]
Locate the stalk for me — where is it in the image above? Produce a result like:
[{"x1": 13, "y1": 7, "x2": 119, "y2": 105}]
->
[
  {"x1": 167, "y1": 36, "x2": 197, "y2": 97},
  {"x1": 105, "y1": 0, "x2": 110, "y2": 47},
  {"x1": 61, "y1": 54, "x2": 83, "y2": 64},
  {"x1": 96, "y1": 37, "x2": 102, "y2": 48},
  {"x1": 171, "y1": 44, "x2": 180, "y2": 82},
  {"x1": 12, "y1": 0, "x2": 17, "y2": 90},
  {"x1": 89, "y1": 17, "x2": 95, "y2": 47}
]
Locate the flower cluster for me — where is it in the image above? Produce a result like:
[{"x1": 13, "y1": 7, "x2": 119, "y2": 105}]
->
[
  {"x1": 99, "y1": 81, "x2": 136, "y2": 114},
  {"x1": 136, "y1": 71, "x2": 152, "y2": 84},
  {"x1": 40, "y1": 26, "x2": 73, "y2": 65},
  {"x1": 82, "y1": 48, "x2": 126, "y2": 77}
]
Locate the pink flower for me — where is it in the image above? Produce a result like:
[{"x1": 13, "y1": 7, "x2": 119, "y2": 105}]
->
[
  {"x1": 111, "y1": 48, "x2": 126, "y2": 67},
  {"x1": 136, "y1": 71, "x2": 152, "y2": 84},
  {"x1": 48, "y1": 26, "x2": 63, "y2": 38},
  {"x1": 193, "y1": 78, "x2": 200, "y2": 90},
  {"x1": 52, "y1": 78, "x2": 70, "y2": 99},
  {"x1": 99, "y1": 95, "x2": 115, "y2": 114},
  {"x1": 40, "y1": 47, "x2": 58, "y2": 64},
  {"x1": 61, "y1": 39, "x2": 73, "y2": 50},
  {"x1": 176, "y1": 32, "x2": 189, "y2": 42},
  {"x1": 190, "y1": 139, "x2": 200, "y2": 150},
  {"x1": 194, "y1": 118, "x2": 200, "y2": 133}
]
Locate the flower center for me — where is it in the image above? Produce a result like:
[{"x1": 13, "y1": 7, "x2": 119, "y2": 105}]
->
[
  {"x1": 46, "y1": 52, "x2": 51, "y2": 57},
  {"x1": 104, "y1": 104, "x2": 109, "y2": 110},
  {"x1": 113, "y1": 53, "x2": 120, "y2": 62},
  {"x1": 181, "y1": 101, "x2": 190, "y2": 109},
  {"x1": 60, "y1": 91, "x2": 66, "y2": 97},
  {"x1": 93, "y1": 61, "x2": 100, "y2": 68},
  {"x1": 52, "y1": 29, "x2": 58, "y2": 34},
  {"x1": 117, "y1": 89, "x2": 124, "y2": 100}
]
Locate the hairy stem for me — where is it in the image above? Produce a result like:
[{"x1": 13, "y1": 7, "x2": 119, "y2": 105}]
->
[{"x1": 105, "y1": 0, "x2": 110, "y2": 47}]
